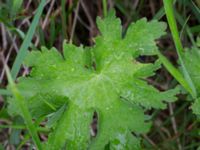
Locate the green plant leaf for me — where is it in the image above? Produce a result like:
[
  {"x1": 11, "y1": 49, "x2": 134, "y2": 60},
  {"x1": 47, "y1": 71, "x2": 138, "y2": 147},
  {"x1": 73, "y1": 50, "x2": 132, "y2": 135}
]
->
[
  {"x1": 8, "y1": 11, "x2": 178, "y2": 149},
  {"x1": 192, "y1": 97, "x2": 200, "y2": 115},
  {"x1": 181, "y1": 47, "x2": 200, "y2": 114},
  {"x1": 124, "y1": 18, "x2": 167, "y2": 55}
]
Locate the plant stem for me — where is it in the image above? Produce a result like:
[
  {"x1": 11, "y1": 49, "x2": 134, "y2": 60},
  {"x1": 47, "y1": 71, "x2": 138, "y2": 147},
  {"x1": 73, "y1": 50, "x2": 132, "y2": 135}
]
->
[
  {"x1": 61, "y1": 0, "x2": 67, "y2": 39},
  {"x1": 0, "y1": 124, "x2": 49, "y2": 132},
  {"x1": 102, "y1": 0, "x2": 107, "y2": 17},
  {"x1": 163, "y1": 0, "x2": 197, "y2": 98},
  {"x1": 157, "y1": 51, "x2": 194, "y2": 96},
  {"x1": 5, "y1": 66, "x2": 42, "y2": 150}
]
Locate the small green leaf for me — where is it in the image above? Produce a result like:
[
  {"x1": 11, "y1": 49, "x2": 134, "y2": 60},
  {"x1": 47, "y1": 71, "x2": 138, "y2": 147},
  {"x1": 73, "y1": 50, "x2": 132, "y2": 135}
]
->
[
  {"x1": 125, "y1": 18, "x2": 167, "y2": 55},
  {"x1": 191, "y1": 97, "x2": 200, "y2": 115}
]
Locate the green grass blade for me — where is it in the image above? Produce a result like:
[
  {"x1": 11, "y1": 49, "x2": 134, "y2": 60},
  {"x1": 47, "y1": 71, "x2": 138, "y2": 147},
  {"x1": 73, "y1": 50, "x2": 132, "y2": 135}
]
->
[
  {"x1": 114, "y1": 2, "x2": 127, "y2": 17},
  {"x1": 163, "y1": 0, "x2": 197, "y2": 98},
  {"x1": 153, "y1": 7, "x2": 165, "y2": 20},
  {"x1": 11, "y1": 0, "x2": 23, "y2": 16},
  {"x1": 189, "y1": 0, "x2": 200, "y2": 23},
  {"x1": 153, "y1": 1, "x2": 177, "y2": 20},
  {"x1": 0, "y1": 124, "x2": 49, "y2": 132},
  {"x1": 5, "y1": 65, "x2": 42, "y2": 150},
  {"x1": 102, "y1": 0, "x2": 107, "y2": 17},
  {"x1": 157, "y1": 51, "x2": 194, "y2": 97},
  {"x1": 11, "y1": 0, "x2": 46, "y2": 79},
  {"x1": 174, "y1": 10, "x2": 196, "y2": 46},
  {"x1": 61, "y1": 0, "x2": 67, "y2": 39},
  {"x1": 163, "y1": 0, "x2": 183, "y2": 53},
  {"x1": 8, "y1": 28, "x2": 35, "y2": 48}
]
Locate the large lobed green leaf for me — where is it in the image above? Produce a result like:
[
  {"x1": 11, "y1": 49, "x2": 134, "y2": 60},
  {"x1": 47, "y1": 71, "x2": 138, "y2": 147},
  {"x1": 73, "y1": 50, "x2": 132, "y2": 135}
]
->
[{"x1": 8, "y1": 11, "x2": 178, "y2": 149}]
